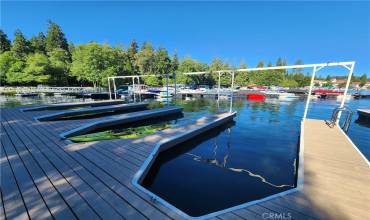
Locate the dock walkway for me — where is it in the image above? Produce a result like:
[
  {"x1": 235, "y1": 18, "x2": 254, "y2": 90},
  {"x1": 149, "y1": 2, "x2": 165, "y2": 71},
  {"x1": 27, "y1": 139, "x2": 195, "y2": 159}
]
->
[
  {"x1": 21, "y1": 100, "x2": 126, "y2": 112},
  {"x1": 1, "y1": 106, "x2": 369, "y2": 220},
  {"x1": 35, "y1": 103, "x2": 148, "y2": 121},
  {"x1": 60, "y1": 106, "x2": 183, "y2": 138}
]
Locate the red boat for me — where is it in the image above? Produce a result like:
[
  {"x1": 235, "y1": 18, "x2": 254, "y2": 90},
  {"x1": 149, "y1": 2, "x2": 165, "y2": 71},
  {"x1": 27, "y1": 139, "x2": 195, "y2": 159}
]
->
[
  {"x1": 246, "y1": 93, "x2": 266, "y2": 101},
  {"x1": 313, "y1": 89, "x2": 343, "y2": 95}
]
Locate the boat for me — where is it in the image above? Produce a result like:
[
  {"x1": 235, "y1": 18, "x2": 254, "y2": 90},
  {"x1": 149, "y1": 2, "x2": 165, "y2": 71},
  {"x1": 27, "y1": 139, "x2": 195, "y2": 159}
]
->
[
  {"x1": 261, "y1": 90, "x2": 298, "y2": 100},
  {"x1": 336, "y1": 94, "x2": 352, "y2": 101},
  {"x1": 156, "y1": 90, "x2": 172, "y2": 102},
  {"x1": 278, "y1": 93, "x2": 299, "y2": 100},
  {"x1": 15, "y1": 93, "x2": 39, "y2": 97},
  {"x1": 246, "y1": 93, "x2": 266, "y2": 101}
]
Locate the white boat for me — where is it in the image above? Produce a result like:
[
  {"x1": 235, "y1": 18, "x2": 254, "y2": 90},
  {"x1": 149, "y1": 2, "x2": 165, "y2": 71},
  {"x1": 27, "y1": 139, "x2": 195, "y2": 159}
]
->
[
  {"x1": 278, "y1": 93, "x2": 299, "y2": 100},
  {"x1": 261, "y1": 91, "x2": 298, "y2": 100},
  {"x1": 156, "y1": 90, "x2": 172, "y2": 102},
  {"x1": 336, "y1": 94, "x2": 352, "y2": 102}
]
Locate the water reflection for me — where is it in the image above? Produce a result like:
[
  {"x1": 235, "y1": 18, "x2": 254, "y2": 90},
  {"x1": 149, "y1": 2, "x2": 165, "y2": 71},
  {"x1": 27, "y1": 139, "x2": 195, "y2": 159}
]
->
[
  {"x1": 184, "y1": 125, "x2": 296, "y2": 189},
  {"x1": 355, "y1": 117, "x2": 370, "y2": 128}
]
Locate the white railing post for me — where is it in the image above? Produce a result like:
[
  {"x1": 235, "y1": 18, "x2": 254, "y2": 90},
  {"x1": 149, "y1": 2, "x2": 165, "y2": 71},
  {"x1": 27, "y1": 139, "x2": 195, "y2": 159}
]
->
[
  {"x1": 229, "y1": 71, "x2": 235, "y2": 113},
  {"x1": 217, "y1": 72, "x2": 221, "y2": 110},
  {"x1": 108, "y1": 78, "x2": 112, "y2": 100},
  {"x1": 337, "y1": 63, "x2": 355, "y2": 123},
  {"x1": 303, "y1": 66, "x2": 317, "y2": 120},
  {"x1": 132, "y1": 77, "x2": 135, "y2": 103},
  {"x1": 113, "y1": 78, "x2": 117, "y2": 100}
]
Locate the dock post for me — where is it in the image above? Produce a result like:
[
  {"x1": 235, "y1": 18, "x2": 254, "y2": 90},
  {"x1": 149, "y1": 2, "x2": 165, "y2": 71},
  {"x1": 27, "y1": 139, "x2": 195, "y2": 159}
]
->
[
  {"x1": 132, "y1": 77, "x2": 136, "y2": 103},
  {"x1": 337, "y1": 63, "x2": 355, "y2": 123},
  {"x1": 113, "y1": 78, "x2": 117, "y2": 100},
  {"x1": 303, "y1": 66, "x2": 317, "y2": 119},
  {"x1": 217, "y1": 72, "x2": 221, "y2": 110},
  {"x1": 174, "y1": 72, "x2": 177, "y2": 104},
  {"x1": 229, "y1": 71, "x2": 235, "y2": 113},
  {"x1": 108, "y1": 77, "x2": 112, "y2": 100}
]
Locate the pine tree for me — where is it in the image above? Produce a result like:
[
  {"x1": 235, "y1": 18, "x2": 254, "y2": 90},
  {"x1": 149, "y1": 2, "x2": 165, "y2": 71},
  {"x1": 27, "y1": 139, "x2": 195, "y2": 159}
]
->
[
  {"x1": 127, "y1": 39, "x2": 138, "y2": 74},
  {"x1": 267, "y1": 61, "x2": 273, "y2": 67},
  {"x1": 171, "y1": 50, "x2": 179, "y2": 73},
  {"x1": 12, "y1": 29, "x2": 30, "y2": 58},
  {"x1": 0, "y1": 30, "x2": 11, "y2": 53},
  {"x1": 45, "y1": 20, "x2": 69, "y2": 53},
  {"x1": 359, "y1": 74, "x2": 367, "y2": 87},
  {"x1": 240, "y1": 60, "x2": 247, "y2": 69},
  {"x1": 293, "y1": 59, "x2": 304, "y2": 73},
  {"x1": 256, "y1": 60, "x2": 264, "y2": 67},
  {"x1": 127, "y1": 39, "x2": 138, "y2": 58},
  {"x1": 30, "y1": 32, "x2": 46, "y2": 54},
  {"x1": 276, "y1": 57, "x2": 284, "y2": 66}
]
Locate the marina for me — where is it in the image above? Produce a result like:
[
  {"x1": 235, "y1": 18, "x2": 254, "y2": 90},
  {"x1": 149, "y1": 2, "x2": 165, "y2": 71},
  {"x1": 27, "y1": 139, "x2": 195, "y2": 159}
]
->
[
  {"x1": 1, "y1": 96, "x2": 369, "y2": 219},
  {"x1": 2, "y1": 1, "x2": 370, "y2": 219},
  {"x1": 1, "y1": 61, "x2": 370, "y2": 219}
]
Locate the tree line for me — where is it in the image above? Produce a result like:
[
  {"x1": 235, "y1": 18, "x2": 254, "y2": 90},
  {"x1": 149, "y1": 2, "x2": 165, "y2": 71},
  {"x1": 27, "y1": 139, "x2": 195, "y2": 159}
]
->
[{"x1": 0, "y1": 21, "x2": 367, "y2": 88}]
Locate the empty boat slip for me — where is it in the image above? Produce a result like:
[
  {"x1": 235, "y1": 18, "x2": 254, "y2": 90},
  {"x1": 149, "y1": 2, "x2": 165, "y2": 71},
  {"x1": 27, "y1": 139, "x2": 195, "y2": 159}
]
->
[
  {"x1": 21, "y1": 100, "x2": 127, "y2": 111},
  {"x1": 60, "y1": 106, "x2": 183, "y2": 138},
  {"x1": 35, "y1": 103, "x2": 148, "y2": 121}
]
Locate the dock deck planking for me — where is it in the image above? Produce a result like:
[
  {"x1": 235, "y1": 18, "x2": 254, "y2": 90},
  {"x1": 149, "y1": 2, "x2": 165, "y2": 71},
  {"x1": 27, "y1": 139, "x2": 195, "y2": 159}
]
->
[
  {"x1": 1, "y1": 105, "x2": 370, "y2": 220},
  {"x1": 4, "y1": 108, "x2": 166, "y2": 220},
  {"x1": 35, "y1": 102, "x2": 148, "y2": 121},
  {"x1": 0, "y1": 123, "x2": 76, "y2": 220},
  {"x1": 21, "y1": 100, "x2": 127, "y2": 112}
]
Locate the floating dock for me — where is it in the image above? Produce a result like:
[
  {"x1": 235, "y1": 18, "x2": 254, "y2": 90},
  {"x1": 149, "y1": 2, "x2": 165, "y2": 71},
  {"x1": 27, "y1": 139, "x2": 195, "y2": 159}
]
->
[
  {"x1": 357, "y1": 109, "x2": 370, "y2": 120},
  {"x1": 60, "y1": 106, "x2": 183, "y2": 138},
  {"x1": 21, "y1": 100, "x2": 127, "y2": 111},
  {"x1": 1, "y1": 105, "x2": 369, "y2": 220},
  {"x1": 35, "y1": 102, "x2": 148, "y2": 121}
]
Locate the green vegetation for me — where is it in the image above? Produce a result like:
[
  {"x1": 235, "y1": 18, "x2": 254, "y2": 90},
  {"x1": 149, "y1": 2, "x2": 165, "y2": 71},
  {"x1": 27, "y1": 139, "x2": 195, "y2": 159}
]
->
[
  {"x1": 147, "y1": 101, "x2": 164, "y2": 109},
  {"x1": 70, "y1": 123, "x2": 172, "y2": 142},
  {"x1": 1, "y1": 21, "x2": 368, "y2": 88}
]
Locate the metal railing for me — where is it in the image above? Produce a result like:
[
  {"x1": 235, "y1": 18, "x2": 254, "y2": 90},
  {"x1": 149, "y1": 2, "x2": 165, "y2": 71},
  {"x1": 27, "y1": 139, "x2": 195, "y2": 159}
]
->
[{"x1": 325, "y1": 106, "x2": 353, "y2": 132}]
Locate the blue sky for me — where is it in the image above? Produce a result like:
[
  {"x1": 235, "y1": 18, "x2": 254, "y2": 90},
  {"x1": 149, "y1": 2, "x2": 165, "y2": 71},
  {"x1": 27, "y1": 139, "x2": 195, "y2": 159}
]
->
[{"x1": 1, "y1": 1, "x2": 369, "y2": 76}]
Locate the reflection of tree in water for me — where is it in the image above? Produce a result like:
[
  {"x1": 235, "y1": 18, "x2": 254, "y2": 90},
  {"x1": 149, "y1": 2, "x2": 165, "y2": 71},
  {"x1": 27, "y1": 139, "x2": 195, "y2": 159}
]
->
[
  {"x1": 247, "y1": 100, "x2": 280, "y2": 123},
  {"x1": 284, "y1": 99, "x2": 301, "y2": 117},
  {"x1": 186, "y1": 127, "x2": 296, "y2": 189}
]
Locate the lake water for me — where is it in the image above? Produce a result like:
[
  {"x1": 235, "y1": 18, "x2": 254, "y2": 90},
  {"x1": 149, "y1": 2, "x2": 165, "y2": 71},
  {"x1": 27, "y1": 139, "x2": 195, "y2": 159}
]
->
[{"x1": 141, "y1": 96, "x2": 370, "y2": 217}]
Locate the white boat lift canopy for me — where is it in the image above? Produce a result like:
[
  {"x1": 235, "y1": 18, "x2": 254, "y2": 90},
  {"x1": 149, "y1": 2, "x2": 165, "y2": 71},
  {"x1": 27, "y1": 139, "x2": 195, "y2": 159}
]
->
[
  {"x1": 183, "y1": 61, "x2": 355, "y2": 120},
  {"x1": 107, "y1": 61, "x2": 355, "y2": 122}
]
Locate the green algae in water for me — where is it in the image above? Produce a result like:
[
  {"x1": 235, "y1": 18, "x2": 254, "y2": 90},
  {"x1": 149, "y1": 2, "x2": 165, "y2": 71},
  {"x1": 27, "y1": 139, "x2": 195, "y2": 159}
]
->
[{"x1": 70, "y1": 123, "x2": 172, "y2": 142}]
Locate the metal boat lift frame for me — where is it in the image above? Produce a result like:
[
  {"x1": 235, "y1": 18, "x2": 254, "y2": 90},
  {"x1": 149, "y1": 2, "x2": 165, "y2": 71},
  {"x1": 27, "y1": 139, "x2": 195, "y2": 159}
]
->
[
  {"x1": 183, "y1": 61, "x2": 355, "y2": 122},
  {"x1": 107, "y1": 73, "x2": 174, "y2": 103},
  {"x1": 108, "y1": 61, "x2": 355, "y2": 123}
]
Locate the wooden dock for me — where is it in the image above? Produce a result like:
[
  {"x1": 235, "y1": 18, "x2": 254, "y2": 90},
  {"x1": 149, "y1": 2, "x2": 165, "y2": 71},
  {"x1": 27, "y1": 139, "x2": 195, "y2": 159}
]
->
[
  {"x1": 35, "y1": 103, "x2": 148, "y2": 121},
  {"x1": 60, "y1": 106, "x2": 183, "y2": 138},
  {"x1": 21, "y1": 100, "x2": 127, "y2": 112},
  {"x1": 1, "y1": 105, "x2": 369, "y2": 220}
]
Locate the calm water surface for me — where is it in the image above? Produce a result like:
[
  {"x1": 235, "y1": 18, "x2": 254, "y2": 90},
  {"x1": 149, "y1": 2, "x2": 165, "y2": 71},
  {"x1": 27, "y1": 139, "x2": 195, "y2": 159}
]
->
[{"x1": 142, "y1": 97, "x2": 370, "y2": 216}]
